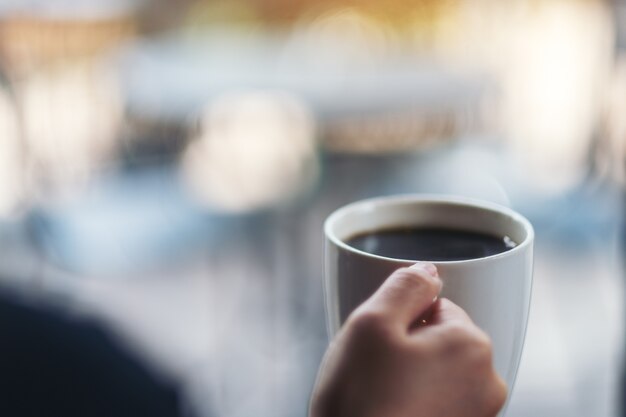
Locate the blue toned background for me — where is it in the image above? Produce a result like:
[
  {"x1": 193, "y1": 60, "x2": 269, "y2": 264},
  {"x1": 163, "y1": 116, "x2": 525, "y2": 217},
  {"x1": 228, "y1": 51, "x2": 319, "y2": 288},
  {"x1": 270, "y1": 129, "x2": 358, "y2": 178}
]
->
[{"x1": 0, "y1": 1, "x2": 624, "y2": 416}]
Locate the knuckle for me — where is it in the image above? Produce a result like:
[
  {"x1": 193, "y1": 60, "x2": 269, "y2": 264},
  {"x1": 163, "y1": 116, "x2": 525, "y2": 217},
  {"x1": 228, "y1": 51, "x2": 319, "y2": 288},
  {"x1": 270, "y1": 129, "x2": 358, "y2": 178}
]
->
[
  {"x1": 432, "y1": 322, "x2": 505, "y2": 416},
  {"x1": 484, "y1": 376, "x2": 508, "y2": 415},
  {"x1": 496, "y1": 377, "x2": 509, "y2": 406},
  {"x1": 346, "y1": 309, "x2": 392, "y2": 340},
  {"x1": 472, "y1": 330, "x2": 494, "y2": 358},
  {"x1": 441, "y1": 323, "x2": 474, "y2": 347},
  {"x1": 440, "y1": 324, "x2": 494, "y2": 362},
  {"x1": 467, "y1": 332, "x2": 495, "y2": 370}
]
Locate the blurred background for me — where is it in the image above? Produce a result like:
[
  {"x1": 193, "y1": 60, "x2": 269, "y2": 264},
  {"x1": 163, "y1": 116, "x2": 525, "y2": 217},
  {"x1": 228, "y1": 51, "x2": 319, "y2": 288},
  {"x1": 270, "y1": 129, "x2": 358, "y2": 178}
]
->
[{"x1": 0, "y1": 0, "x2": 624, "y2": 415}]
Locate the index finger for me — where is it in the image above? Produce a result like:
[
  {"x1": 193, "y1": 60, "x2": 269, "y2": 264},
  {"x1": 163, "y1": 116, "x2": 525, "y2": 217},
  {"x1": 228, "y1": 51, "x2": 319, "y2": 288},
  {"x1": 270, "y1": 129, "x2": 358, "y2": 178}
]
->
[{"x1": 357, "y1": 262, "x2": 442, "y2": 330}]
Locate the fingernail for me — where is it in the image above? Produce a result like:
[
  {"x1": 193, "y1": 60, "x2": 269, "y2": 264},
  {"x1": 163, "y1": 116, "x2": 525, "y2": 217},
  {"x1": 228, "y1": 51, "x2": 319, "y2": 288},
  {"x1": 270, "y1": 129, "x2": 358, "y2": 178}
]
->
[{"x1": 409, "y1": 262, "x2": 438, "y2": 278}]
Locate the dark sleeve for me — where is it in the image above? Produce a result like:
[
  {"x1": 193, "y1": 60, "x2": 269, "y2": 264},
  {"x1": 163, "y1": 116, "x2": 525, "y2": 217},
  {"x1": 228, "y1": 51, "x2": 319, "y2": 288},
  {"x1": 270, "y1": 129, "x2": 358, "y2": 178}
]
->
[{"x1": 0, "y1": 292, "x2": 186, "y2": 417}]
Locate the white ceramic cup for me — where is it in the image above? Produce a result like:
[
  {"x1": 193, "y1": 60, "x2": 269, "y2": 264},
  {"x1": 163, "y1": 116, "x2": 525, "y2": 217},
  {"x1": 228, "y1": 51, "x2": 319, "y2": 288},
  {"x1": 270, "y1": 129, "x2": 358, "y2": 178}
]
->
[{"x1": 324, "y1": 195, "x2": 533, "y2": 415}]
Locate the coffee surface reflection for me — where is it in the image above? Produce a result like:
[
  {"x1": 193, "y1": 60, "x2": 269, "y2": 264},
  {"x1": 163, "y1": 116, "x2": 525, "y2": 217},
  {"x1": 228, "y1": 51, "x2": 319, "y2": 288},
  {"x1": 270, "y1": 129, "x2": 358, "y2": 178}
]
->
[{"x1": 346, "y1": 227, "x2": 516, "y2": 261}]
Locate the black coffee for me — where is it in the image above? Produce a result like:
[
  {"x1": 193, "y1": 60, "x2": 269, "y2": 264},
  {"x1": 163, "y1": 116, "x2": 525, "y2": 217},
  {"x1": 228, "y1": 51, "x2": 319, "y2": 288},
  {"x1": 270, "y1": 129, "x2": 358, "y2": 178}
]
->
[{"x1": 346, "y1": 227, "x2": 516, "y2": 261}]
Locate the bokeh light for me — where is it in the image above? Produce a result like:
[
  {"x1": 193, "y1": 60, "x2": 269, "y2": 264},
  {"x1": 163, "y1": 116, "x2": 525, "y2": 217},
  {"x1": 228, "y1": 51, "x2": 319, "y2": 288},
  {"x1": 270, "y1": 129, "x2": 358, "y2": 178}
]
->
[
  {"x1": 182, "y1": 90, "x2": 318, "y2": 212},
  {"x1": 19, "y1": 61, "x2": 123, "y2": 193},
  {"x1": 499, "y1": 0, "x2": 613, "y2": 192},
  {"x1": 402, "y1": 0, "x2": 615, "y2": 192},
  {"x1": 0, "y1": 86, "x2": 23, "y2": 217}
]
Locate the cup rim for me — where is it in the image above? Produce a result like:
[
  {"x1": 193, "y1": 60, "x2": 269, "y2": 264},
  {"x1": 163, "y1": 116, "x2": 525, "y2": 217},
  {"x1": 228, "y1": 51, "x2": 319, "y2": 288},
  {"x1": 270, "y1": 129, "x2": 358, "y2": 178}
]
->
[{"x1": 324, "y1": 194, "x2": 534, "y2": 265}]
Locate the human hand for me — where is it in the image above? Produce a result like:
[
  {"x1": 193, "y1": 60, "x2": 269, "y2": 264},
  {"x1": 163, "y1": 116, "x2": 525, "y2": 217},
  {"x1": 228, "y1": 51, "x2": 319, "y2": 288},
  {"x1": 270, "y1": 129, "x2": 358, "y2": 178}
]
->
[{"x1": 310, "y1": 263, "x2": 507, "y2": 417}]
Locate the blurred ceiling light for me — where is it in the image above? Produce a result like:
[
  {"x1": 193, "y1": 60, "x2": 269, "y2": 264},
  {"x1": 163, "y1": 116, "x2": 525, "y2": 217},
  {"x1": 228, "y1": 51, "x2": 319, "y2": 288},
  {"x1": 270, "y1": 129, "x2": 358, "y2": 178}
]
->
[
  {"x1": 499, "y1": 0, "x2": 613, "y2": 192},
  {"x1": 0, "y1": 88, "x2": 24, "y2": 217},
  {"x1": 19, "y1": 61, "x2": 123, "y2": 193},
  {"x1": 284, "y1": 8, "x2": 394, "y2": 74},
  {"x1": 181, "y1": 91, "x2": 318, "y2": 213}
]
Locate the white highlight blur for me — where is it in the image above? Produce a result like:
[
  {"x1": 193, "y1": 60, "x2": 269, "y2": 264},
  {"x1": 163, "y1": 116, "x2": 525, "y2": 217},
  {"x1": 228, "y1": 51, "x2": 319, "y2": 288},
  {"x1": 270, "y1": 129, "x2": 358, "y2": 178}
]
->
[
  {"x1": 428, "y1": 0, "x2": 613, "y2": 193},
  {"x1": 0, "y1": 88, "x2": 23, "y2": 217},
  {"x1": 600, "y1": 56, "x2": 626, "y2": 184},
  {"x1": 500, "y1": 0, "x2": 613, "y2": 192},
  {"x1": 19, "y1": 61, "x2": 123, "y2": 193},
  {"x1": 182, "y1": 90, "x2": 318, "y2": 212}
]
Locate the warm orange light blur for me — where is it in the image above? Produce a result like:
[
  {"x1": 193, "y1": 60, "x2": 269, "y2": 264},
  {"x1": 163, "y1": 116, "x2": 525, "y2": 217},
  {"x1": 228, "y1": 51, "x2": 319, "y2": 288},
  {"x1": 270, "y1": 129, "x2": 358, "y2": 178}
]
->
[
  {"x1": 0, "y1": 16, "x2": 135, "y2": 74},
  {"x1": 286, "y1": 8, "x2": 394, "y2": 70}
]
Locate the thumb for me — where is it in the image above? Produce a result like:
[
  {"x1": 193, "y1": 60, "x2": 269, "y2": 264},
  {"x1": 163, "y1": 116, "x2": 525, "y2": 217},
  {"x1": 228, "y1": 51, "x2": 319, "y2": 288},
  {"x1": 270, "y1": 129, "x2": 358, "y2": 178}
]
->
[{"x1": 359, "y1": 262, "x2": 442, "y2": 330}]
